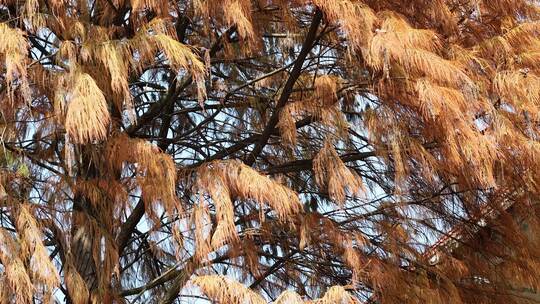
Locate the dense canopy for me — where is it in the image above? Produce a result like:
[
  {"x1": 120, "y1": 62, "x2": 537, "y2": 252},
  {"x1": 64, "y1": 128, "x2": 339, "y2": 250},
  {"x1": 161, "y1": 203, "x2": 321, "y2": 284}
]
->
[{"x1": 1, "y1": 0, "x2": 540, "y2": 303}]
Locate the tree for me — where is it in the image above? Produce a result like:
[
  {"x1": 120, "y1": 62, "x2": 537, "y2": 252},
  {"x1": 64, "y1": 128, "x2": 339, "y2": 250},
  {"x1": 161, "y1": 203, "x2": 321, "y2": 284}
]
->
[{"x1": 0, "y1": 0, "x2": 540, "y2": 303}]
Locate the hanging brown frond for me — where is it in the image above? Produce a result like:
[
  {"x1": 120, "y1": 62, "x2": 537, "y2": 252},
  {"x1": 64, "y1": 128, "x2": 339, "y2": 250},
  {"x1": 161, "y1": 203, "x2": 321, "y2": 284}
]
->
[
  {"x1": 314, "y1": 75, "x2": 338, "y2": 107},
  {"x1": 274, "y1": 290, "x2": 304, "y2": 304},
  {"x1": 16, "y1": 205, "x2": 60, "y2": 290},
  {"x1": 64, "y1": 72, "x2": 111, "y2": 144},
  {"x1": 494, "y1": 70, "x2": 540, "y2": 117},
  {"x1": 192, "y1": 275, "x2": 266, "y2": 304},
  {"x1": 197, "y1": 160, "x2": 301, "y2": 247},
  {"x1": 313, "y1": 140, "x2": 364, "y2": 203},
  {"x1": 313, "y1": 0, "x2": 377, "y2": 51},
  {"x1": 0, "y1": 23, "x2": 30, "y2": 101},
  {"x1": 311, "y1": 286, "x2": 359, "y2": 304},
  {"x1": 0, "y1": 229, "x2": 33, "y2": 303},
  {"x1": 104, "y1": 133, "x2": 178, "y2": 213},
  {"x1": 64, "y1": 261, "x2": 90, "y2": 304}
]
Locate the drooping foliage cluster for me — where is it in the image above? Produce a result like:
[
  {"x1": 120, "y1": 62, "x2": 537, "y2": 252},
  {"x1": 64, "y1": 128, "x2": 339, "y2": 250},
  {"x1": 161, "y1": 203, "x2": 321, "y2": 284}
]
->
[{"x1": 1, "y1": 0, "x2": 540, "y2": 303}]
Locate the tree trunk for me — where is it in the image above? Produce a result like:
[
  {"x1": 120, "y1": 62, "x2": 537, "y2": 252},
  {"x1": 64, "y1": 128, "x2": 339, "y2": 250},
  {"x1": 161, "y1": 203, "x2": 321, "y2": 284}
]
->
[{"x1": 68, "y1": 150, "x2": 100, "y2": 304}]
